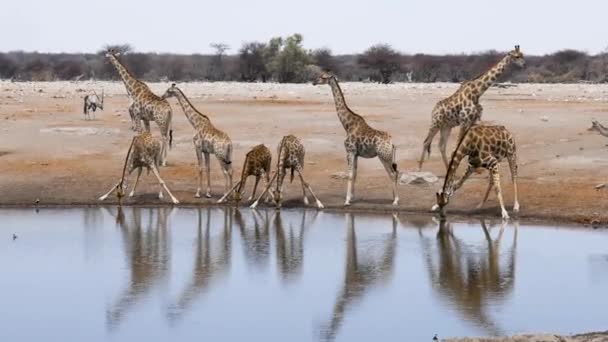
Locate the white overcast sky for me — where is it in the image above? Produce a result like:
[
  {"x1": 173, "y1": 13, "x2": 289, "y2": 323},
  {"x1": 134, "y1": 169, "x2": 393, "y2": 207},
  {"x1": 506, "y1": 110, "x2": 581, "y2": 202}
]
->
[{"x1": 2, "y1": 0, "x2": 607, "y2": 55}]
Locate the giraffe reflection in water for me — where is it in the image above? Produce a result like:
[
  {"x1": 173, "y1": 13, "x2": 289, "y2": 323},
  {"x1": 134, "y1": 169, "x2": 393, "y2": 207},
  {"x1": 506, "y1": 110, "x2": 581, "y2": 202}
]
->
[
  {"x1": 106, "y1": 207, "x2": 174, "y2": 330},
  {"x1": 320, "y1": 213, "x2": 398, "y2": 341},
  {"x1": 234, "y1": 208, "x2": 271, "y2": 271},
  {"x1": 166, "y1": 208, "x2": 233, "y2": 324},
  {"x1": 273, "y1": 210, "x2": 318, "y2": 284},
  {"x1": 420, "y1": 219, "x2": 518, "y2": 336}
]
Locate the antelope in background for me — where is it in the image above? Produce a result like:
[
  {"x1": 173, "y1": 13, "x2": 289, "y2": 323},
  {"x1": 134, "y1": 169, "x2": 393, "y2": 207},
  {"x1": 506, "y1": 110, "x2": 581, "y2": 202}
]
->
[{"x1": 83, "y1": 89, "x2": 104, "y2": 120}]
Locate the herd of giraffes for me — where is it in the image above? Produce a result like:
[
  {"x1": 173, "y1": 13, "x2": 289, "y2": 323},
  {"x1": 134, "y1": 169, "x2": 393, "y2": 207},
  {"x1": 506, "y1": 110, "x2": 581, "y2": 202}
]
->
[{"x1": 97, "y1": 46, "x2": 530, "y2": 219}]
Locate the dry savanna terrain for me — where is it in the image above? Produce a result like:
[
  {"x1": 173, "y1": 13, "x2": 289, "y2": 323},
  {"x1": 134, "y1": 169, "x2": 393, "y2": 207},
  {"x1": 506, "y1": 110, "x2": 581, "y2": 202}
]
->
[{"x1": 0, "y1": 80, "x2": 607, "y2": 224}]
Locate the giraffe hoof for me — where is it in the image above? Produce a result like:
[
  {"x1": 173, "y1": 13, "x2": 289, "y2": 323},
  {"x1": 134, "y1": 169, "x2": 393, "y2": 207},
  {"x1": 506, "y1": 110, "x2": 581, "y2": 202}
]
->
[
  {"x1": 317, "y1": 201, "x2": 325, "y2": 209},
  {"x1": 392, "y1": 199, "x2": 399, "y2": 206},
  {"x1": 194, "y1": 193, "x2": 201, "y2": 198},
  {"x1": 430, "y1": 204, "x2": 439, "y2": 212},
  {"x1": 501, "y1": 212, "x2": 510, "y2": 220},
  {"x1": 205, "y1": 193, "x2": 212, "y2": 199},
  {"x1": 303, "y1": 197, "x2": 310, "y2": 206},
  {"x1": 344, "y1": 201, "x2": 351, "y2": 207}
]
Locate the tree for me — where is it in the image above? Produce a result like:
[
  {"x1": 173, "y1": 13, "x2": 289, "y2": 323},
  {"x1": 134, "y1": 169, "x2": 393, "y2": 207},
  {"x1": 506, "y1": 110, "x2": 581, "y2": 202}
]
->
[
  {"x1": 238, "y1": 41, "x2": 267, "y2": 82},
  {"x1": 209, "y1": 42, "x2": 230, "y2": 81},
  {"x1": 358, "y1": 44, "x2": 401, "y2": 84},
  {"x1": 312, "y1": 48, "x2": 337, "y2": 72},
  {"x1": 99, "y1": 43, "x2": 133, "y2": 55},
  {"x1": 265, "y1": 34, "x2": 312, "y2": 83}
]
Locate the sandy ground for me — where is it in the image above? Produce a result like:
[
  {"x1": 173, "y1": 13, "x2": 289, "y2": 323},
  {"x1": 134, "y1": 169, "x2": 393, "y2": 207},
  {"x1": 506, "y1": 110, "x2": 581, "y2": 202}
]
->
[
  {"x1": 445, "y1": 331, "x2": 608, "y2": 341},
  {"x1": 0, "y1": 80, "x2": 607, "y2": 224}
]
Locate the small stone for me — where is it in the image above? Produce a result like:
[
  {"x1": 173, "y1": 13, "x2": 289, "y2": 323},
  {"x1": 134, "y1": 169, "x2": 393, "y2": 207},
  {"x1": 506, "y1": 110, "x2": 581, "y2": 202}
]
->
[
  {"x1": 400, "y1": 171, "x2": 438, "y2": 185},
  {"x1": 540, "y1": 115, "x2": 549, "y2": 122},
  {"x1": 330, "y1": 171, "x2": 349, "y2": 180}
]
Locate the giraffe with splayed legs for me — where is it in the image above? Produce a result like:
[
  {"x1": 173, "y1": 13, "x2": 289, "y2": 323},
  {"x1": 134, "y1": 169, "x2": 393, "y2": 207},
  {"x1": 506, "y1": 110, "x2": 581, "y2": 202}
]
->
[
  {"x1": 105, "y1": 49, "x2": 173, "y2": 166},
  {"x1": 98, "y1": 132, "x2": 179, "y2": 204},
  {"x1": 217, "y1": 144, "x2": 274, "y2": 204},
  {"x1": 251, "y1": 135, "x2": 324, "y2": 209},
  {"x1": 432, "y1": 125, "x2": 519, "y2": 220},
  {"x1": 161, "y1": 84, "x2": 233, "y2": 198},
  {"x1": 419, "y1": 45, "x2": 525, "y2": 171},
  {"x1": 313, "y1": 71, "x2": 399, "y2": 206}
]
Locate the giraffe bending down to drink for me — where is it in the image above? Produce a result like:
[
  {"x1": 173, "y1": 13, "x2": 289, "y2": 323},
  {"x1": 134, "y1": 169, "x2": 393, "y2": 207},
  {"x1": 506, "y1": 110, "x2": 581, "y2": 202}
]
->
[
  {"x1": 217, "y1": 144, "x2": 274, "y2": 204},
  {"x1": 98, "y1": 132, "x2": 179, "y2": 204},
  {"x1": 419, "y1": 46, "x2": 525, "y2": 171},
  {"x1": 432, "y1": 125, "x2": 519, "y2": 219},
  {"x1": 250, "y1": 135, "x2": 324, "y2": 209},
  {"x1": 313, "y1": 71, "x2": 399, "y2": 206},
  {"x1": 105, "y1": 49, "x2": 173, "y2": 166}
]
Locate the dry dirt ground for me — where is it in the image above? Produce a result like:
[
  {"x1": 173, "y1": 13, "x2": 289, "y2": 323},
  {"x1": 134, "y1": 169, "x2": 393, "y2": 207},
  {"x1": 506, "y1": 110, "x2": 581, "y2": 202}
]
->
[
  {"x1": 1, "y1": 80, "x2": 607, "y2": 224},
  {"x1": 445, "y1": 331, "x2": 608, "y2": 342}
]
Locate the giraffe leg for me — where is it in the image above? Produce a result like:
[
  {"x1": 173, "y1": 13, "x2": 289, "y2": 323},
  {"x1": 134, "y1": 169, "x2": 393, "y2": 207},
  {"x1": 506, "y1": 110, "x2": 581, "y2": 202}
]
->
[
  {"x1": 490, "y1": 166, "x2": 509, "y2": 220},
  {"x1": 204, "y1": 152, "x2": 212, "y2": 198},
  {"x1": 476, "y1": 175, "x2": 494, "y2": 210},
  {"x1": 129, "y1": 168, "x2": 143, "y2": 197},
  {"x1": 151, "y1": 165, "x2": 179, "y2": 204},
  {"x1": 345, "y1": 152, "x2": 357, "y2": 206},
  {"x1": 218, "y1": 156, "x2": 233, "y2": 192},
  {"x1": 263, "y1": 171, "x2": 276, "y2": 203},
  {"x1": 99, "y1": 181, "x2": 122, "y2": 201},
  {"x1": 380, "y1": 158, "x2": 399, "y2": 206},
  {"x1": 248, "y1": 175, "x2": 261, "y2": 201},
  {"x1": 297, "y1": 170, "x2": 324, "y2": 209},
  {"x1": 194, "y1": 142, "x2": 204, "y2": 198},
  {"x1": 299, "y1": 170, "x2": 310, "y2": 206},
  {"x1": 419, "y1": 125, "x2": 440, "y2": 170},
  {"x1": 251, "y1": 172, "x2": 278, "y2": 209},
  {"x1": 438, "y1": 127, "x2": 452, "y2": 171},
  {"x1": 508, "y1": 154, "x2": 520, "y2": 214},
  {"x1": 160, "y1": 136, "x2": 168, "y2": 167},
  {"x1": 453, "y1": 165, "x2": 475, "y2": 193},
  {"x1": 218, "y1": 181, "x2": 241, "y2": 204}
]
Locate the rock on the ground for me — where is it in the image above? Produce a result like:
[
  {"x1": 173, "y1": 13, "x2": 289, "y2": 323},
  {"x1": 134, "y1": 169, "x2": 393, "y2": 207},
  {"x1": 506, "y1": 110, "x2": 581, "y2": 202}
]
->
[
  {"x1": 399, "y1": 171, "x2": 439, "y2": 185},
  {"x1": 330, "y1": 171, "x2": 349, "y2": 180}
]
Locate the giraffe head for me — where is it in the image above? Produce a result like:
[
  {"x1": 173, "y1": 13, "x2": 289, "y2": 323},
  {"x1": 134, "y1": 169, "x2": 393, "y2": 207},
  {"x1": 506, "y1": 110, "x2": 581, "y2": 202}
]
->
[
  {"x1": 435, "y1": 189, "x2": 452, "y2": 217},
  {"x1": 161, "y1": 83, "x2": 179, "y2": 100},
  {"x1": 104, "y1": 48, "x2": 121, "y2": 59},
  {"x1": 508, "y1": 45, "x2": 526, "y2": 68},
  {"x1": 233, "y1": 189, "x2": 242, "y2": 203},
  {"x1": 272, "y1": 189, "x2": 283, "y2": 208},
  {"x1": 312, "y1": 70, "x2": 336, "y2": 85}
]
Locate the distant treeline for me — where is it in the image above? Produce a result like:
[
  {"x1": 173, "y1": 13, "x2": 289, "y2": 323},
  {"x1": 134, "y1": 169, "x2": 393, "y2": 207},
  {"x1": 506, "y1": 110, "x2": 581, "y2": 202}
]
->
[{"x1": 0, "y1": 34, "x2": 606, "y2": 84}]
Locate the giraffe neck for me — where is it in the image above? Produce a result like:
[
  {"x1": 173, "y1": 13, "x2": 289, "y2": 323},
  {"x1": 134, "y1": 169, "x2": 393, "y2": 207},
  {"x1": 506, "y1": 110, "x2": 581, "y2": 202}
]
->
[
  {"x1": 442, "y1": 142, "x2": 468, "y2": 194},
  {"x1": 107, "y1": 55, "x2": 140, "y2": 96},
  {"x1": 172, "y1": 88, "x2": 210, "y2": 129},
  {"x1": 327, "y1": 77, "x2": 358, "y2": 132},
  {"x1": 471, "y1": 54, "x2": 513, "y2": 96}
]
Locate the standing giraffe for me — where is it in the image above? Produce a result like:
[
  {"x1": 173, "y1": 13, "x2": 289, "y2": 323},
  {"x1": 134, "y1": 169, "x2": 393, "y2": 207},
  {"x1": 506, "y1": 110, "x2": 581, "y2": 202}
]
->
[
  {"x1": 105, "y1": 49, "x2": 173, "y2": 166},
  {"x1": 432, "y1": 125, "x2": 519, "y2": 219},
  {"x1": 313, "y1": 71, "x2": 399, "y2": 206},
  {"x1": 161, "y1": 84, "x2": 233, "y2": 198},
  {"x1": 419, "y1": 45, "x2": 525, "y2": 170},
  {"x1": 217, "y1": 144, "x2": 274, "y2": 204},
  {"x1": 250, "y1": 135, "x2": 324, "y2": 209},
  {"x1": 98, "y1": 131, "x2": 179, "y2": 204}
]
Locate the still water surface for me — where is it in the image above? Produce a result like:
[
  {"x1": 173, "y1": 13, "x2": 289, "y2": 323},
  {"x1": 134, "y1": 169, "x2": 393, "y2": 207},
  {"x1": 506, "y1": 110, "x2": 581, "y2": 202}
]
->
[{"x1": 1, "y1": 208, "x2": 608, "y2": 341}]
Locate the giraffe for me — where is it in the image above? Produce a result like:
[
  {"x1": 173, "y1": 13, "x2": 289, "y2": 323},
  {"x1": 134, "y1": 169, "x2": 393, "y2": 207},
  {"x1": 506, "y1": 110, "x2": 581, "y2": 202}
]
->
[
  {"x1": 105, "y1": 49, "x2": 173, "y2": 166},
  {"x1": 313, "y1": 71, "x2": 399, "y2": 206},
  {"x1": 250, "y1": 135, "x2": 324, "y2": 209},
  {"x1": 217, "y1": 144, "x2": 274, "y2": 204},
  {"x1": 418, "y1": 45, "x2": 525, "y2": 171},
  {"x1": 160, "y1": 83, "x2": 233, "y2": 198},
  {"x1": 588, "y1": 119, "x2": 608, "y2": 189},
  {"x1": 98, "y1": 131, "x2": 179, "y2": 204},
  {"x1": 432, "y1": 125, "x2": 519, "y2": 219}
]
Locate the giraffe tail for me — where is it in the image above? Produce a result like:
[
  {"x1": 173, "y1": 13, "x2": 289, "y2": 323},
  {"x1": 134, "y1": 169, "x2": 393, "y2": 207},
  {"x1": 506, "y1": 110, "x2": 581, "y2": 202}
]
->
[
  {"x1": 391, "y1": 144, "x2": 398, "y2": 176},
  {"x1": 169, "y1": 129, "x2": 173, "y2": 149},
  {"x1": 290, "y1": 168, "x2": 295, "y2": 183}
]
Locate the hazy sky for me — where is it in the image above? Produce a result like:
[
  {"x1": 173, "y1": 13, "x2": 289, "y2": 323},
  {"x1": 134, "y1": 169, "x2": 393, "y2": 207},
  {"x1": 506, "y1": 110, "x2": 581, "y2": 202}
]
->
[{"x1": 2, "y1": 0, "x2": 607, "y2": 55}]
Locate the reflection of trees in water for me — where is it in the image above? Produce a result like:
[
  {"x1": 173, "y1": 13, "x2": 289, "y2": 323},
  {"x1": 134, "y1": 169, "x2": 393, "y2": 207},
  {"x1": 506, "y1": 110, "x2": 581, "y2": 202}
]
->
[
  {"x1": 165, "y1": 208, "x2": 233, "y2": 325},
  {"x1": 319, "y1": 213, "x2": 398, "y2": 341},
  {"x1": 234, "y1": 209, "x2": 271, "y2": 271},
  {"x1": 106, "y1": 207, "x2": 173, "y2": 331},
  {"x1": 420, "y1": 219, "x2": 518, "y2": 336},
  {"x1": 273, "y1": 210, "x2": 318, "y2": 284}
]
